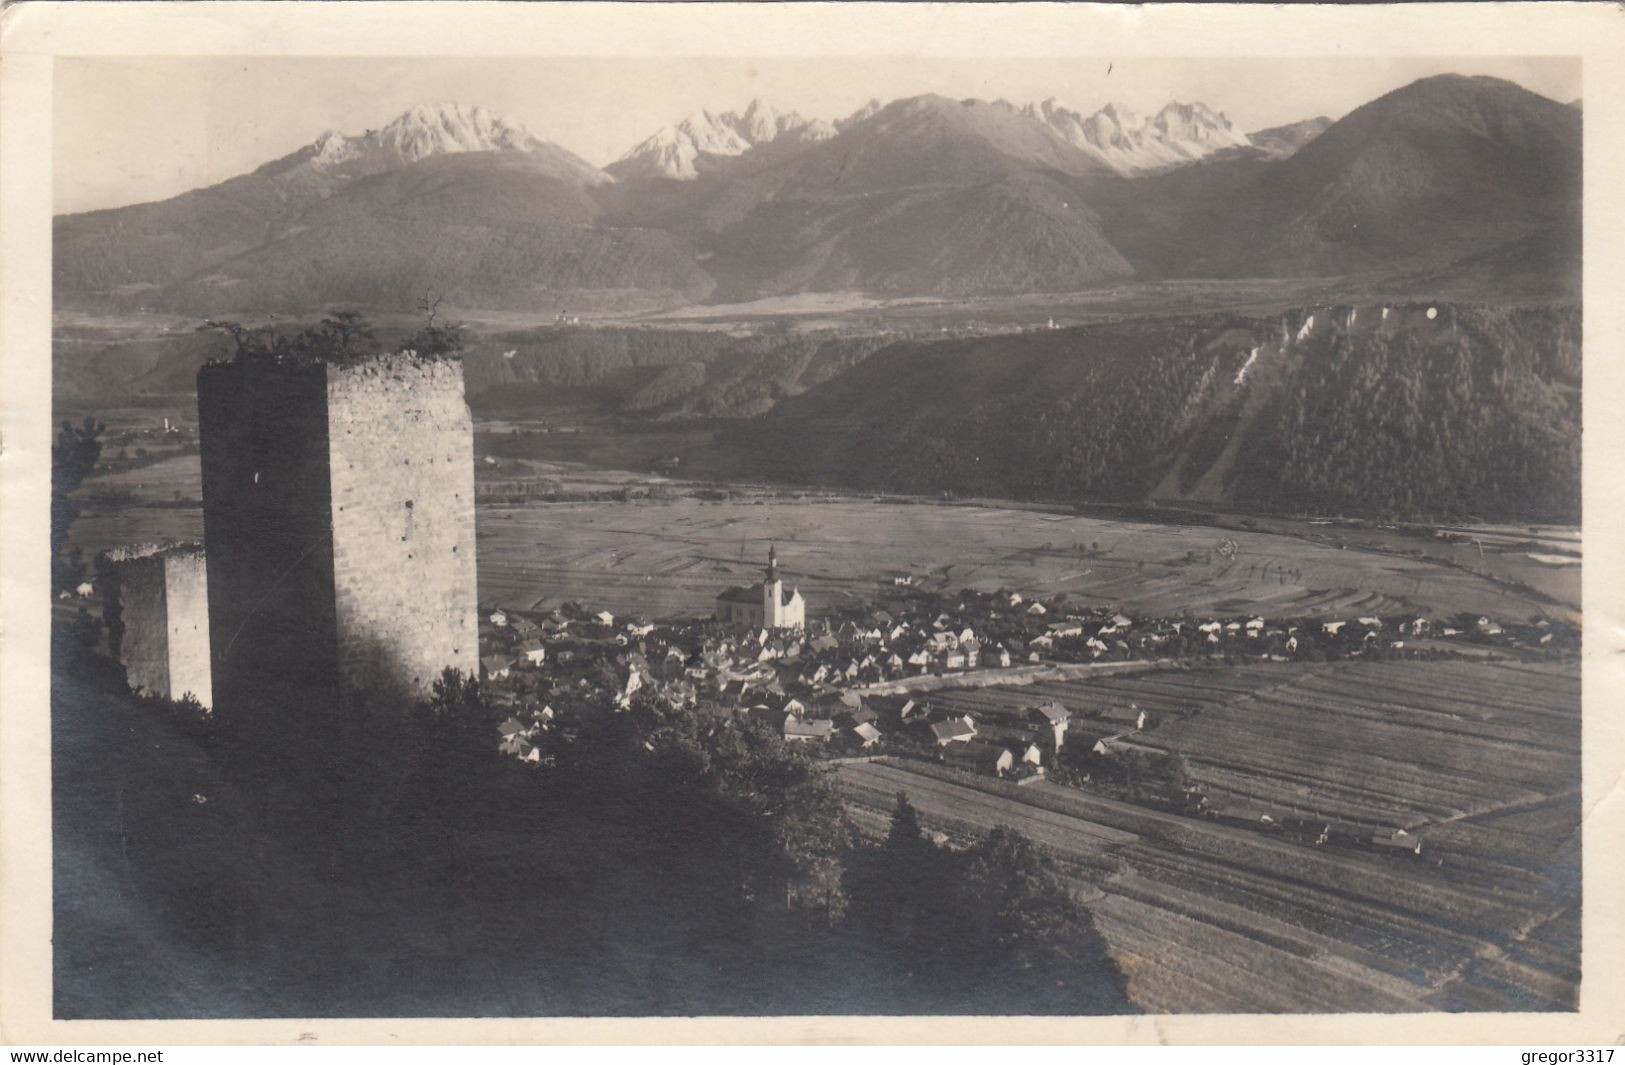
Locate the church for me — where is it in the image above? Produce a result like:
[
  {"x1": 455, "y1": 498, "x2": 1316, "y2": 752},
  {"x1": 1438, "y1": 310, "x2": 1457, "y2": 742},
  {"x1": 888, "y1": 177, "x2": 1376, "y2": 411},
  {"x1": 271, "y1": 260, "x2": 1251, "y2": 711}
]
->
[{"x1": 715, "y1": 546, "x2": 806, "y2": 630}]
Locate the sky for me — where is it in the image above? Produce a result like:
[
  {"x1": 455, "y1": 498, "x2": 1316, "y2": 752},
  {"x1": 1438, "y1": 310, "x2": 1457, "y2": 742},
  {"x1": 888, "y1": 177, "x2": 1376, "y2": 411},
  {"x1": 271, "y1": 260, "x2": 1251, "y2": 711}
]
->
[{"x1": 54, "y1": 55, "x2": 1580, "y2": 215}]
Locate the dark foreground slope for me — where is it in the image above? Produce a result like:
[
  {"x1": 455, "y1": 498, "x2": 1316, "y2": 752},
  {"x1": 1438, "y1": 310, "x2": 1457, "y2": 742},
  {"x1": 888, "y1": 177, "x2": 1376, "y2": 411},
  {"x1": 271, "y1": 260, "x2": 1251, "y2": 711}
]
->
[{"x1": 714, "y1": 303, "x2": 1580, "y2": 523}]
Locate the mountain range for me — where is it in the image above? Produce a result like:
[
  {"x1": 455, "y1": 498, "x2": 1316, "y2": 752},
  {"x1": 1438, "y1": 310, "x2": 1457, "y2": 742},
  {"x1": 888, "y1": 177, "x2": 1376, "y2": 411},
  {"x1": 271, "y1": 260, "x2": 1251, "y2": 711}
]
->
[
  {"x1": 53, "y1": 75, "x2": 1581, "y2": 315},
  {"x1": 606, "y1": 99, "x2": 836, "y2": 181}
]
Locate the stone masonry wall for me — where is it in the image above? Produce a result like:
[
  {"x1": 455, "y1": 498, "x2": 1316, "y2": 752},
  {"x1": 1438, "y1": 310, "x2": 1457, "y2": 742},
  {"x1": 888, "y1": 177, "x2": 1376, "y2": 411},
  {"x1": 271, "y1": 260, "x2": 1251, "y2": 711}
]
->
[
  {"x1": 108, "y1": 555, "x2": 170, "y2": 699},
  {"x1": 162, "y1": 550, "x2": 214, "y2": 707},
  {"x1": 325, "y1": 354, "x2": 478, "y2": 699}
]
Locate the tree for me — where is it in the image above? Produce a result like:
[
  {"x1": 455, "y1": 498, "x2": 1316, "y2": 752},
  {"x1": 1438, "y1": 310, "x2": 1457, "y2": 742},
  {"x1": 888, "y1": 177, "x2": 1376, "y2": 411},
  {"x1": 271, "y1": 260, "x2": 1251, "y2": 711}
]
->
[
  {"x1": 406, "y1": 290, "x2": 467, "y2": 358},
  {"x1": 200, "y1": 311, "x2": 383, "y2": 366},
  {"x1": 885, "y1": 792, "x2": 926, "y2": 854},
  {"x1": 955, "y1": 827, "x2": 1130, "y2": 1013},
  {"x1": 51, "y1": 415, "x2": 104, "y2": 591}
]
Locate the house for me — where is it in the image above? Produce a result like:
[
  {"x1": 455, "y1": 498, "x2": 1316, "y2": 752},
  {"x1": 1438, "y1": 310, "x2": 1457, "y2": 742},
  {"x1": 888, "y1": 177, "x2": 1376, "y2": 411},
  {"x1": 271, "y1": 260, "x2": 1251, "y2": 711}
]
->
[
  {"x1": 75, "y1": 581, "x2": 94, "y2": 598},
  {"x1": 841, "y1": 704, "x2": 879, "y2": 727},
  {"x1": 1031, "y1": 701, "x2": 1070, "y2": 748},
  {"x1": 851, "y1": 722, "x2": 882, "y2": 748},
  {"x1": 945, "y1": 741, "x2": 1015, "y2": 777},
  {"x1": 930, "y1": 716, "x2": 977, "y2": 746},
  {"x1": 783, "y1": 715, "x2": 834, "y2": 743},
  {"x1": 975, "y1": 723, "x2": 1046, "y2": 766},
  {"x1": 518, "y1": 642, "x2": 547, "y2": 666},
  {"x1": 498, "y1": 716, "x2": 529, "y2": 741},
  {"x1": 595, "y1": 610, "x2": 616, "y2": 627},
  {"x1": 488, "y1": 609, "x2": 508, "y2": 628},
  {"x1": 481, "y1": 654, "x2": 514, "y2": 681}
]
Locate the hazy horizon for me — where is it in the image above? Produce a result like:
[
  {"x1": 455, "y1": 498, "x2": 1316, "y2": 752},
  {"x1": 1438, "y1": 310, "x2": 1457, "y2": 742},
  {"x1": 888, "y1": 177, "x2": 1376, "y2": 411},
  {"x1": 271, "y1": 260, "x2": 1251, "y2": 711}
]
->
[{"x1": 54, "y1": 55, "x2": 1579, "y2": 215}]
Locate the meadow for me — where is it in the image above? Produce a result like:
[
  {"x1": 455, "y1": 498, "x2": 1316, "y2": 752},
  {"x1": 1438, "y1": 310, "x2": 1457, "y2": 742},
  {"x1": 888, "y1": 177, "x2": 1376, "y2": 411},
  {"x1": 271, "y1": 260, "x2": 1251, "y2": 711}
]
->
[{"x1": 68, "y1": 448, "x2": 1571, "y2": 628}]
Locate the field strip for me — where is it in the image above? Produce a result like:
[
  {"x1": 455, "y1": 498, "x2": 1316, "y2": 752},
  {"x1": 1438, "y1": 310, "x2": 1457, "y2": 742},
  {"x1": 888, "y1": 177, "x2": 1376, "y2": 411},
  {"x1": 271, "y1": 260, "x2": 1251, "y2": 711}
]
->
[
  {"x1": 877, "y1": 761, "x2": 1538, "y2": 927},
  {"x1": 853, "y1": 658, "x2": 1179, "y2": 696}
]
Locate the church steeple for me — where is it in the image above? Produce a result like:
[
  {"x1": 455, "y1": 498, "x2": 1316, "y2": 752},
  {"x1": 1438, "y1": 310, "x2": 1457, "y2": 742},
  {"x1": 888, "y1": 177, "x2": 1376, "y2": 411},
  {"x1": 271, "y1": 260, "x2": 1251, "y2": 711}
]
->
[{"x1": 766, "y1": 545, "x2": 779, "y2": 583}]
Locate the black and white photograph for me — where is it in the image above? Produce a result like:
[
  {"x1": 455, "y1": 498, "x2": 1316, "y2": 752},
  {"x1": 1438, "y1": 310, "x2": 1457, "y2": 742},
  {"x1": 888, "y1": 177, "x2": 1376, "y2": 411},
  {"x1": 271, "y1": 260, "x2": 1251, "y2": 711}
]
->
[{"x1": 3, "y1": 0, "x2": 1623, "y2": 1045}]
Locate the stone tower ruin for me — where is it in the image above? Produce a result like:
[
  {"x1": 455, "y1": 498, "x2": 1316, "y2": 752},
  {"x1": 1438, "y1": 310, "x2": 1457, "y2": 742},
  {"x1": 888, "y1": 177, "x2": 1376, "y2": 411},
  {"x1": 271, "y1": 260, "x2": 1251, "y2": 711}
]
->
[
  {"x1": 98, "y1": 542, "x2": 214, "y2": 708},
  {"x1": 196, "y1": 351, "x2": 478, "y2": 710}
]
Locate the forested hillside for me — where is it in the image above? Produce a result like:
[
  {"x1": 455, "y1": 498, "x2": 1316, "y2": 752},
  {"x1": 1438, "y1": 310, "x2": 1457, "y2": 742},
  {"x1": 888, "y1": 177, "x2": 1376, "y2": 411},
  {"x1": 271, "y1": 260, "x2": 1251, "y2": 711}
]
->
[
  {"x1": 716, "y1": 304, "x2": 1580, "y2": 523},
  {"x1": 462, "y1": 327, "x2": 895, "y2": 420},
  {"x1": 57, "y1": 318, "x2": 895, "y2": 424},
  {"x1": 1233, "y1": 306, "x2": 1580, "y2": 520}
]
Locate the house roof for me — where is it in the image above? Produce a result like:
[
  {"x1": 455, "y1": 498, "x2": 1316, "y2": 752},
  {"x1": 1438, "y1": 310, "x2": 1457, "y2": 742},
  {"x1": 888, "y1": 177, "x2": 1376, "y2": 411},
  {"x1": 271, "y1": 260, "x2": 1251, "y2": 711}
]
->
[
  {"x1": 1032, "y1": 701, "x2": 1070, "y2": 725},
  {"x1": 481, "y1": 654, "x2": 514, "y2": 672},
  {"x1": 931, "y1": 720, "x2": 975, "y2": 742},
  {"x1": 784, "y1": 717, "x2": 834, "y2": 738},
  {"x1": 946, "y1": 740, "x2": 1012, "y2": 766},
  {"x1": 853, "y1": 722, "x2": 882, "y2": 742}
]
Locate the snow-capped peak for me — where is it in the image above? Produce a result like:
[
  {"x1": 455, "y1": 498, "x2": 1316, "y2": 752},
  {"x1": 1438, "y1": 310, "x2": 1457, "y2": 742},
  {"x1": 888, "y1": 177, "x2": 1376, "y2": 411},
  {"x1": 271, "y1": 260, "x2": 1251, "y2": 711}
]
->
[
  {"x1": 279, "y1": 103, "x2": 610, "y2": 188},
  {"x1": 1026, "y1": 97, "x2": 1253, "y2": 174},
  {"x1": 299, "y1": 103, "x2": 566, "y2": 174},
  {"x1": 364, "y1": 103, "x2": 547, "y2": 164},
  {"x1": 612, "y1": 99, "x2": 835, "y2": 180}
]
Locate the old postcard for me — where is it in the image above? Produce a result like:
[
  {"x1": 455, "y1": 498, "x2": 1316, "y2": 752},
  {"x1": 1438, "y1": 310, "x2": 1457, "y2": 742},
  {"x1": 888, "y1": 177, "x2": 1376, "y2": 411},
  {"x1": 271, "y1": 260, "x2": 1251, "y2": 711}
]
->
[{"x1": 2, "y1": 0, "x2": 1623, "y2": 1047}]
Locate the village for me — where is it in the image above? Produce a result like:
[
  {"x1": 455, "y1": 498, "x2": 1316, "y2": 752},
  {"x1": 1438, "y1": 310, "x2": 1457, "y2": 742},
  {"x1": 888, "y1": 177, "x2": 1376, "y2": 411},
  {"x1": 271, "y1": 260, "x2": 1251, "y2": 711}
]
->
[{"x1": 471, "y1": 544, "x2": 1578, "y2": 829}]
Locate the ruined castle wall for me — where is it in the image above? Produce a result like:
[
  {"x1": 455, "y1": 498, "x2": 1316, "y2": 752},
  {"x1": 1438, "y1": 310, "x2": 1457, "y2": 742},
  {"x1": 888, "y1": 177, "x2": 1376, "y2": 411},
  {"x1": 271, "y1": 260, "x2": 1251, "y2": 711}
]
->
[
  {"x1": 197, "y1": 360, "x2": 340, "y2": 712},
  {"x1": 162, "y1": 551, "x2": 214, "y2": 707},
  {"x1": 109, "y1": 555, "x2": 170, "y2": 699},
  {"x1": 325, "y1": 354, "x2": 478, "y2": 699}
]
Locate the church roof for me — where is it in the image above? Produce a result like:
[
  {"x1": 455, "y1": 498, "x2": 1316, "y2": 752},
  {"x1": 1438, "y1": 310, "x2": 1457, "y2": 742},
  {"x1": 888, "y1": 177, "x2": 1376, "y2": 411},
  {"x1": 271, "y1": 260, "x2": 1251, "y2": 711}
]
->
[{"x1": 717, "y1": 584, "x2": 801, "y2": 606}]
